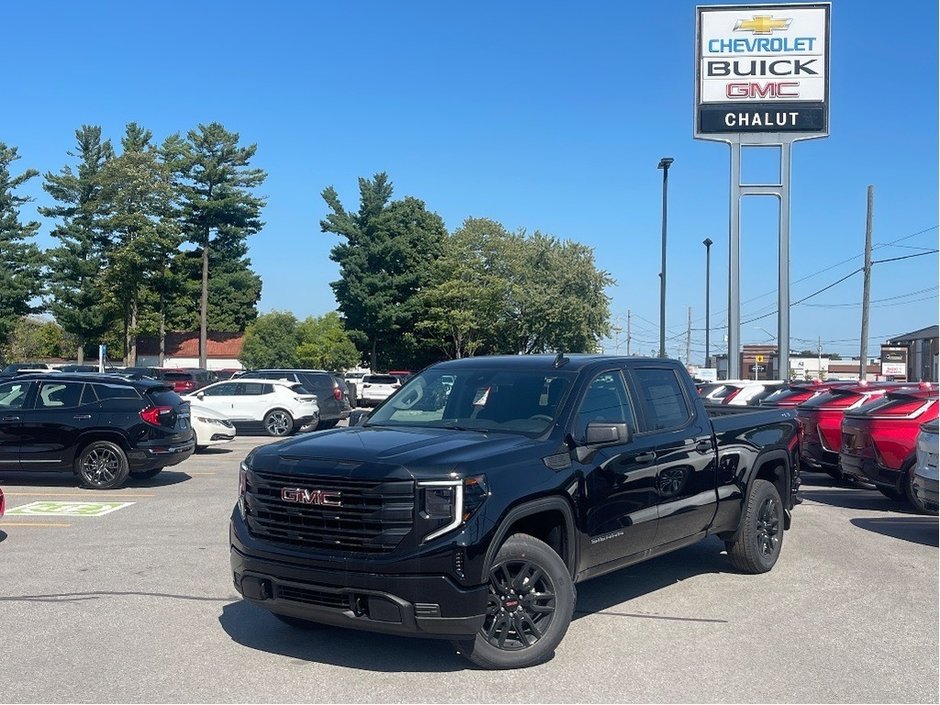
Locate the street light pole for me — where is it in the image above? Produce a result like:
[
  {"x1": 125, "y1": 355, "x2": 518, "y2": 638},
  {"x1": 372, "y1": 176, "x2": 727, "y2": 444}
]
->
[
  {"x1": 703, "y1": 237, "x2": 713, "y2": 367},
  {"x1": 658, "y1": 157, "x2": 674, "y2": 358}
]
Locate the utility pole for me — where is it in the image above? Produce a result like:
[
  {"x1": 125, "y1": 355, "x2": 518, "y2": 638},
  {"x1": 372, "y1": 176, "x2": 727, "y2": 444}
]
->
[
  {"x1": 686, "y1": 307, "x2": 692, "y2": 366},
  {"x1": 626, "y1": 310, "x2": 632, "y2": 356},
  {"x1": 860, "y1": 186, "x2": 874, "y2": 380},
  {"x1": 817, "y1": 336, "x2": 823, "y2": 380}
]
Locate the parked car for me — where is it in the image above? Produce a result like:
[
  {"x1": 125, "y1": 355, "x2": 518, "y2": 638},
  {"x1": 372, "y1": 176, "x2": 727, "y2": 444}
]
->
[
  {"x1": 157, "y1": 369, "x2": 201, "y2": 394},
  {"x1": 185, "y1": 379, "x2": 319, "y2": 436},
  {"x1": 760, "y1": 380, "x2": 854, "y2": 408},
  {"x1": 840, "y1": 384, "x2": 938, "y2": 512},
  {"x1": 231, "y1": 354, "x2": 799, "y2": 669},
  {"x1": 0, "y1": 373, "x2": 194, "y2": 489},
  {"x1": 796, "y1": 382, "x2": 906, "y2": 479},
  {"x1": 0, "y1": 363, "x2": 58, "y2": 381},
  {"x1": 214, "y1": 368, "x2": 242, "y2": 381},
  {"x1": 699, "y1": 379, "x2": 786, "y2": 406},
  {"x1": 56, "y1": 364, "x2": 98, "y2": 373},
  {"x1": 189, "y1": 402, "x2": 237, "y2": 450},
  {"x1": 241, "y1": 369, "x2": 352, "y2": 428},
  {"x1": 913, "y1": 419, "x2": 939, "y2": 513},
  {"x1": 358, "y1": 373, "x2": 402, "y2": 406},
  {"x1": 387, "y1": 369, "x2": 414, "y2": 384}
]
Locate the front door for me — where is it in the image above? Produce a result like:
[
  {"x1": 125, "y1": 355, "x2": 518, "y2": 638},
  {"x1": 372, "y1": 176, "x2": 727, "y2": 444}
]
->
[
  {"x1": 574, "y1": 370, "x2": 660, "y2": 571},
  {"x1": 197, "y1": 382, "x2": 239, "y2": 417},
  {"x1": 0, "y1": 380, "x2": 35, "y2": 470}
]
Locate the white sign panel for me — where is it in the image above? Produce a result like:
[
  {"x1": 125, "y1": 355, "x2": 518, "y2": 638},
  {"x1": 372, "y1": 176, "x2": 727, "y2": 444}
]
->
[{"x1": 695, "y1": 3, "x2": 830, "y2": 137}]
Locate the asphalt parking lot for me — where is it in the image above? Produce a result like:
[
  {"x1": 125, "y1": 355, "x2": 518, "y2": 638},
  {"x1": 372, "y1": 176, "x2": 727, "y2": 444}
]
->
[{"x1": 0, "y1": 433, "x2": 937, "y2": 704}]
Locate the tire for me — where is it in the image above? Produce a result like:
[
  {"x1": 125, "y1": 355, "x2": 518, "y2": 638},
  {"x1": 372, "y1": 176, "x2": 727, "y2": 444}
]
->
[
  {"x1": 129, "y1": 467, "x2": 164, "y2": 480},
  {"x1": 452, "y1": 533, "x2": 575, "y2": 670},
  {"x1": 76, "y1": 441, "x2": 130, "y2": 490},
  {"x1": 263, "y1": 409, "x2": 294, "y2": 437},
  {"x1": 902, "y1": 462, "x2": 936, "y2": 515},
  {"x1": 271, "y1": 613, "x2": 320, "y2": 629},
  {"x1": 725, "y1": 479, "x2": 784, "y2": 574}
]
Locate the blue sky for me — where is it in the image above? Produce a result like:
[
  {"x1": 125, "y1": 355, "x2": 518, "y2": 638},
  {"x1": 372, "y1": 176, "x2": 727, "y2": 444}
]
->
[{"x1": 2, "y1": 0, "x2": 937, "y2": 363}]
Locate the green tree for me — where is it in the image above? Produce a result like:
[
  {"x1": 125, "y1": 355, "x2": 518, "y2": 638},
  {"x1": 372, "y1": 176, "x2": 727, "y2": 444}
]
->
[
  {"x1": 40, "y1": 125, "x2": 116, "y2": 363},
  {"x1": 416, "y1": 218, "x2": 613, "y2": 357},
  {"x1": 239, "y1": 311, "x2": 299, "y2": 369},
  {"x1": 99, "y1": 123, "x2": 181, "y2": 365},
  {"x1": 320, "y1": 173, "x2": 446, "y2": 370},
  {"x1": 174, "y1": 123, "x2": 266, "y2": 368},
  {"x1": 296, "y1": 312, "x2": 360, "y2": 370},
  {"x1": 0, "y1": 317, "x2": 66, "y2": 361},
  {"x1": 0, "y1": 143, "x2": 44, "y2": 347}
]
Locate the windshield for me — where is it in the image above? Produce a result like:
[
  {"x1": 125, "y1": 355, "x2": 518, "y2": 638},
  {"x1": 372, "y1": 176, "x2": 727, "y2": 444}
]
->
[{"x1": 365, "y1": 367, "x2": 577, "y2": 436}]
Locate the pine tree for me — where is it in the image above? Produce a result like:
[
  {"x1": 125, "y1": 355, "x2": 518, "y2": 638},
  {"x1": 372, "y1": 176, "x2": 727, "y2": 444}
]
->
[
  {"x1": 0, "y1": 143, "x2": 44, "y2": 347},
  {"x1": 40, "y1": 125, "x2": 116, "y2": 362}
]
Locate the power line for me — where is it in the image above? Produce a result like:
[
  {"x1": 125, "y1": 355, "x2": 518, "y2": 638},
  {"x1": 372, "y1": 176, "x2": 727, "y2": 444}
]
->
[{"x1": 871, "y1": 249, "x2": 938, "y2": 265}]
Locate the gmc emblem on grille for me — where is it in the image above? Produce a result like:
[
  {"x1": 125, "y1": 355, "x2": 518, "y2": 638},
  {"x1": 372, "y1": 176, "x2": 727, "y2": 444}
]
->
[{"x1": 280, "y1": 487, "x2": 342, "y2": 506}]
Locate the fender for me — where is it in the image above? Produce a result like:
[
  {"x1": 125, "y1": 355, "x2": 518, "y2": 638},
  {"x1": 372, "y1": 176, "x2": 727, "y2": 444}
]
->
[
  {"x1": 483, "y1": 495, "x2": 578, "y2": 579},
  {"x1": 71, "y1": 430, "x2": 130, "y2": 467},
  {"x1": 727, "y1": 448, "x2": 792, "y2": 541}
]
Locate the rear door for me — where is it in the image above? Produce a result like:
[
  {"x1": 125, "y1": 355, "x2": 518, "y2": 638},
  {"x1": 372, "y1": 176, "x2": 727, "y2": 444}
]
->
[
  {"x1": 233, "y1": 382, "x2": 271, "y2": 421},
  {"x1": 0, "y1": 380, "x2": 35, "y2": 470},
  {"x1": 197, "y1": 382, "x2": 239, "y2": 417},
  {"x1": 628, "y1": 366, "x2": 717, "y2": 547},
  {"x1": 18, "y1": 380, "x2": 97, "y2": 470}
]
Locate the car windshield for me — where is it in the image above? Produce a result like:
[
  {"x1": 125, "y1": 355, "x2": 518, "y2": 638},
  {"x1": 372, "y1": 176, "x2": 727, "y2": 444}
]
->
[{"x1": 365, "y1": 367, "x2": 576, "y2": 437}]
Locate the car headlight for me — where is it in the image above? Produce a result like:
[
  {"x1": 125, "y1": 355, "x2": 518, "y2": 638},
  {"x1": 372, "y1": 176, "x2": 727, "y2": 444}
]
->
[
  {"x1": 196, "y1": 416, "x2": 220, "y2": 425},
  {"x1": 418, "y1": 475, "x2": 488, "y2": 543}
]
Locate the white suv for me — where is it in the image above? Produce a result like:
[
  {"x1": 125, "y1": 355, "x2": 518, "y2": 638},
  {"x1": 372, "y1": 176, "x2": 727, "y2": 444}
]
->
[
  {"x1": 359, "y1": 374, "x2": 402, "y2": 407},
  {"x1": 185, "y1": 379, "x2": 319, "y2": 436}
]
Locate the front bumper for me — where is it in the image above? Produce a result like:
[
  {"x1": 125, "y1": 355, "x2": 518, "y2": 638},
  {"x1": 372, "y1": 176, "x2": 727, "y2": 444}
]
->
[
  {"x1": 912, "y1": 469, "x2": 939, "y2": 510},
  {"x1": 230, "y1": 514, "x2": 487, "y2": 639}
]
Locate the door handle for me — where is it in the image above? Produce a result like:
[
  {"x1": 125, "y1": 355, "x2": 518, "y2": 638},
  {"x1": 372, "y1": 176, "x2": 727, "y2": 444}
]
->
[
  {"x1": 73, "y1": 415, "x2": 92, "y2": 420},
  {"x1": 634, "y1": 451, "x2": 657, "y2": 464},
  {"x1": 695, "y1": 440, "x2": 713, "y2": 454},
  {"x1": 1, "y1": 415, "x2": 20, "y2": 422}
]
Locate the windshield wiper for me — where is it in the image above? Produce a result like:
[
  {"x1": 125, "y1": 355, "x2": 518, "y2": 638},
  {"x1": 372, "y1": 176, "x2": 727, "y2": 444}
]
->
[{"x1": 439, "y1": 424, "x2": 490, "y2": 433}]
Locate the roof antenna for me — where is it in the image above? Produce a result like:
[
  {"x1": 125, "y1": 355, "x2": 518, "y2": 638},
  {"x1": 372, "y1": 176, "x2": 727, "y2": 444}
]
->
[{"x1": 553, "y1": 352, "x2": 569, "y2": 369}]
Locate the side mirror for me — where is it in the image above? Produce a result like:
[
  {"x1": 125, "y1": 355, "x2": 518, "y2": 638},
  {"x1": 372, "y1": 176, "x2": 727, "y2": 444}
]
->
[
  {"x1": 349, "y1": 409, "x2": 369, "y2": 427},
  {"x1": 196, "y1": 391, "x2": 205, "y2": 400},
  {"x1": 584, "y1": 422, "x2": 631, "y2": 446}
]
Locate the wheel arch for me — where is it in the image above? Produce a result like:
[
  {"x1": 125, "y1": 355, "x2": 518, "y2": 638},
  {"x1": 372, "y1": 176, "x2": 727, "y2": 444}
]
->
[
  {"x1": 743, "y1": 449, "x2": 791, "y2": 531},
  {"x1": 482, "y1": 496, "x2": 578, "y2": 580},
  {"x1": 71, "y1": 431, "x2": 131, "y2": 470}
]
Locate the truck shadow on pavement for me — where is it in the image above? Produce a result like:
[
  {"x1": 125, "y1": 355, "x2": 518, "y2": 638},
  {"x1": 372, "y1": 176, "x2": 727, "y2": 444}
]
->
[
  {"x1": 217, "y1": 537, "x2": 734, "y2": 671},
  {"x1": 218, "y1": 601, "x2": 467, "y2": 672},
  {"x1": 849, "y1": 517, "x2": 938, "y2": 547},
  {"x1": 0, "y1": 469, "x2": 193, "y2": 489}
]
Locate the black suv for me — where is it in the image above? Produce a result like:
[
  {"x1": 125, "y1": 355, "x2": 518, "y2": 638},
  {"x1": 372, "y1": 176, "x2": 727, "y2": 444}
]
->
[
  {"x1": 240, "y1": 369, "x2": 352, "y2": 428},
  {"x1": 0, "y1": 373, "x2": 195, "y2": 489}
]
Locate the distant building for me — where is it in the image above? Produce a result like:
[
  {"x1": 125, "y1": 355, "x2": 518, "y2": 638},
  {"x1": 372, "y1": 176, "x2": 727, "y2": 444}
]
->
[
  {"x1": 883, "y1": 325, "x2": 939, "y2": 382},
  {"x1": 136, "y1": 332, "x2": 245, "y2": 371}
]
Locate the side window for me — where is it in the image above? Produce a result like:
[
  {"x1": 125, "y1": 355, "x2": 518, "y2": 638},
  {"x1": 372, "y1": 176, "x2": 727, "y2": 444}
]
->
[
  {"x1": 631, "y1": 368, "x2": 692, "y2": 431},
  {"x1": 37, "y1": 382, "x2": 86, "y2": 409},
  {"x1": 0, "y1": 381, "x2": 33, "y2": 409},
  {"x1": 574, "y1": 371, "x2": 636, "y2": 441},
  {"x1": 202, "y1": 383, "x2": 237, "y2": 397},
  {"x1": 261, "y1": 384, "x2": 275, "y2": 395},
  {"x1": 92, "y1": 383, "x2": 141, "y2": 400},
  {"x1": 238, "y1": 383, "x2": 264, "y2": 396}
]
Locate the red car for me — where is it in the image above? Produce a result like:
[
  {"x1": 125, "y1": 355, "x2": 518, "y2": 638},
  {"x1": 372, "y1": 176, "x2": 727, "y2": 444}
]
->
[
  {"x1": 840, "y1": 384, "x2": 939, "y2": 512},
  {"x1": 761, "y1": 380, "x2": 855, "y2": 408},
  {"x1": 157, "y1": 369, "x2": 200, "y2": 394},
  {"x1": 796, "y1": 382, "x2": 907, "y2": 479}
]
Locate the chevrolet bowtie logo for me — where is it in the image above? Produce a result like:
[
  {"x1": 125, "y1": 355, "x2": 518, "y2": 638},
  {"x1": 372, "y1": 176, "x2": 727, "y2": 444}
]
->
[{"x1": 733, "y1": 15, "x2": 792, "y2": 34}]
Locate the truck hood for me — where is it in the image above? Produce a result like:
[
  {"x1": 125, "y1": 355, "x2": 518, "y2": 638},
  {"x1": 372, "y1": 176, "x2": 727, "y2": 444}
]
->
[{"x1": 250, "y1": 425, "x2": 541, "y2": 479}]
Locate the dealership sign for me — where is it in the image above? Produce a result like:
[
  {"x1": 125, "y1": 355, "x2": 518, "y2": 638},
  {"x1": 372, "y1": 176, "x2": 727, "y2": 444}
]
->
[
  {"x1": 880, "y1": 346, "x2": 909, "y2": 378},
  {"x1": 695, "y1": 3, "x2": 830, "y2": 137}
]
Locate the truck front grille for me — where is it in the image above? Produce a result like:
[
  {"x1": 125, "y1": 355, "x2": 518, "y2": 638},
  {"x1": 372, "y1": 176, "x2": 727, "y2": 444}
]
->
[{"x1": 246, "y1": 470, "x2": 414, "y2": 554}]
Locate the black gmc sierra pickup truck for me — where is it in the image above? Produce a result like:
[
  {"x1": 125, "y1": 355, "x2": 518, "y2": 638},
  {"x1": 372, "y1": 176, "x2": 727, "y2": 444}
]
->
[{"x1": 230, "y1": 355, "x2": 800, "y2": 669}]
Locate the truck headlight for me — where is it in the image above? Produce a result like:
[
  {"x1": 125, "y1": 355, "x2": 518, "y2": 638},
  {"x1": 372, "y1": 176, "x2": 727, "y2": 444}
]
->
[
  {"x1": 238, "y1": 460, "x2": 249, "y2": 518},
  {"x1": 418, "y1": 475, "x2": 488, "y2": 543}
]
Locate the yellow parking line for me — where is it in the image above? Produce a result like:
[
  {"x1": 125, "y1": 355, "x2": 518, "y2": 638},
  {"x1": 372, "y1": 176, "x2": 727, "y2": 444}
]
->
[
  {"x1": 3, "y1": 492, "x2": 155, "y2": 498},
  {"x1": 1, "y1": 522, "x2": 72, "y2": 528}
]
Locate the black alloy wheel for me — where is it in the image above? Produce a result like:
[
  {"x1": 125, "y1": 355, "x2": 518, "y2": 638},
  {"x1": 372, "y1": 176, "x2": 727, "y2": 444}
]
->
[
  {"x1": 453, "y1": 533, "x2": 575, "y2": 669},
  {"x1": 725, "y1": 478, "x2": 784, "y2": 574},
  {"x1": 77, "y1": 441, "x2": 130, "y2": 490}
]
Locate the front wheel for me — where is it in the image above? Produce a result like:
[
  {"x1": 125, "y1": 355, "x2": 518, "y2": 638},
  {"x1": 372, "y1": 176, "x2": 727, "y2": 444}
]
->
[
  {"x1": 452, "y1": 533, "x2": 575, "y2": 670},
  {"x1": 725, "y1": 479, "x2": 784, "y2": 574},
  {"x1": 77, "y1": 441, "x2": 130, "y2": 490},
  {"x1": 263, "y1": 409, "x2": 294, "y2": 437},
  {"x1": 903, "y1": 462, "x2": 936, "y2": 515}
]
